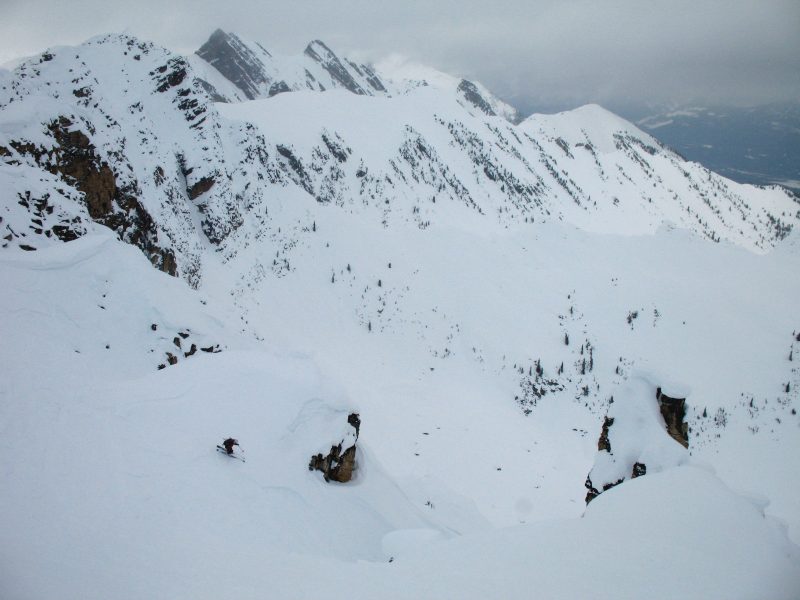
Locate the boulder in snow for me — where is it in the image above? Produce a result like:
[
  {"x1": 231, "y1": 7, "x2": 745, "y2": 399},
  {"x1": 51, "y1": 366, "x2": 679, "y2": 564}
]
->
[{"x1": 309, "y1": 412, "x2": 360, "y2": 483}]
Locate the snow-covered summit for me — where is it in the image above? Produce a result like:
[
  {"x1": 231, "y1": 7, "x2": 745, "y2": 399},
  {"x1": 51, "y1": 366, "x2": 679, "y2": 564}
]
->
[
  {"x1": 523, "y1": 103, "x2": 650, "y2": 150},
  {"x1": 375, "y1": 54, "x2": 520, "y2": 123}
]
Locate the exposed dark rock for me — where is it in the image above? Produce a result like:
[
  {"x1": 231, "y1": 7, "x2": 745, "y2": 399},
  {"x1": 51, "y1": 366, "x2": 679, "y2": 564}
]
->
[
  {"x1": 153, "y1": 166, "x2": 165, "y2": 186},
  {"x1": 657, "y1": 387, "x2": 689, "y2": 448},
  {"x1": 598, "y1": 416, "x2": 614, "y2": 452},
  {"x1": 268, "y1": 81, "x2": 291, "y2": 97},
  {"x1": 10, "y1": 117, "x2": 178, "y2": 277},
  {"x1": 309, "y1": 444, "x2": 357, "y2": 483},
  {"x1": 322, "y1": 133, "x2": 350, "y2": 163},
  {"x1": 347, "y1": 412, "x2": 361, "y2": 437},
  {"x1": 585, "y1": 475, "x2": 624, "y2": 504},
  {"x1": 187, "y1": 176, "x2": 215, "y2": 200},
  {"x1": 153, "y1": 58, "x2": 188, "y2": 93},
  {"x1": 456, "y1": 80, "x2": 496, "y2": 117},
  {"x1": 196, "y1": 29, "x2": 268, "y2": 100},
  {"x1": 632, "y1": 462, "x2": 647, "y2": 478},
  {"x1": 584, "y1": 477, "x2": 599, "y2": 504},
  {"x1": 51, "y1": 224, "x2": 80, "y2": 242},
  {"x1": 358, "y1": 63, "x2": 387, "y2": 93},
  {"x1": 184, "y1": 343, "x2": 197, "y2": 358},
  {"x1": 276, "y1": 145, "x2": 313, "y2": 195},
  {"x1": 304, "y1": 40, "x2": 367, "y2": 96},
  {"x1": 195, "y1": 79, "x2": 230, "y2": 103},
  {"x1": 47, "y1": 118, "x2": 115, "y2": 219},
  {"x1": 309, "y1": 412, "x2": 360, "y2": 483}
]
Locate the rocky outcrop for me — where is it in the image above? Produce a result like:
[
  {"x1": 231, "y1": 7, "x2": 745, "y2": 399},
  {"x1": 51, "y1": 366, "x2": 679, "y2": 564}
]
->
[
  {"x1": 268, "y1": 81, "x2": 291, "y2": 97},
  {"x1": 657, "y1": 387, "x2": 689, "y2": 448},
  {"x1": 48, "y1": 123, "x2": 113, "y2": 217},
  {"x1": 196, "y1": 29, "x2": 268, "y2": 100},
  {"x1": 187, "y1": 176, "x2": 215, "y2": 200},
  {"x1": 9, "y1": 117, "x2": 176, "y2": 276},
  {"x1": 309, "y1": 412, "x2": 360, "y2": 483},
  {"x1": 304, "y1": 40, "x2": 367, "y2": 96},
  {"x1": 583, "y1": 377, "x2": 689, "y2": 504},
  {"x1": 585, "y1": 475, "x2": 623, "y2": 504},
  {"x1": 598, "y1": 416, "x2": 614, "y2": 452},
  {"x1": 457, "y1": 79, "x2": 496, "y2": 117}
]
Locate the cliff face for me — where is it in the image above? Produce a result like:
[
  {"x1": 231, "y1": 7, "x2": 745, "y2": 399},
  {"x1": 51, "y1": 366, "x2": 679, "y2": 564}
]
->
[
  {"x1": 5, "y1": 114, "x2": 176, "y2": 275},
  {"x1": 657, "y1": 387, "x2": 689, "y2": 448}
]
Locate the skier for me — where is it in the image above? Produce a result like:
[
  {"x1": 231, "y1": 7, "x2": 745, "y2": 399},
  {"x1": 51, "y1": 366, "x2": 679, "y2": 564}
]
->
[{"x1": 222, "y1": 437, "x2": 239, "y2": 455}]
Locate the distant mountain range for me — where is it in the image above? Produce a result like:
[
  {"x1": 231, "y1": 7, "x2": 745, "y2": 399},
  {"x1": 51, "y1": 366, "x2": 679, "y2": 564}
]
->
[
  {"x1": 634, "y1": 103, "x2": 800, "y2": 194},
  {"x1": 192, "y1": 29, "x2": 520, "y2": 122}
]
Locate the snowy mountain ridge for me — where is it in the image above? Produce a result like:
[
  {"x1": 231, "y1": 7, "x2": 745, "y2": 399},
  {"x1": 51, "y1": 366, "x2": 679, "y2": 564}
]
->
[
  {"x1": 1, "y1": 31, "x2": 799, "y2": 599},
  {"x1": 1, "y1": 32, "x2": 797, "y2": 287},
  {"x1": 193, "y1": 29, "x2": 521, "y2": 123}
]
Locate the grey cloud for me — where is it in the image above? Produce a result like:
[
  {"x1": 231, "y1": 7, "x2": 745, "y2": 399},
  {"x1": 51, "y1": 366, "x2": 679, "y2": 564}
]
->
[{"x1": 1, "y1": 0, "x2": 798, "y2": 112}]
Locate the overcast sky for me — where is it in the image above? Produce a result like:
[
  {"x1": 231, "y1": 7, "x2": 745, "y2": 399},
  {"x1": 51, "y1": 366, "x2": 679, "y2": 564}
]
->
[{"x1": 1, "y1": 0, "x2": 798, "y2": 113}]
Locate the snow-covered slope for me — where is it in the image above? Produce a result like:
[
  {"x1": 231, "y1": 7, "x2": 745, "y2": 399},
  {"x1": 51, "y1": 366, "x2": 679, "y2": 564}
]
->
[
  {"x1": 1, "y1": 32, "x2": 799, "y2": 599},
  {"x1": 375, "y1": 53, "x2": 521, "y2": 123},
  {"x1": 2, "y1": 222, "x2": 798, "y2": 599}
]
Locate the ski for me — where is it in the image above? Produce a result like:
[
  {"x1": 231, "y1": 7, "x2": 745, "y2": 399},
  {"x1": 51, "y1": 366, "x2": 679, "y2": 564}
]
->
[{"x1": 216, "y1": 445, "x2": 245, "y2": 462}]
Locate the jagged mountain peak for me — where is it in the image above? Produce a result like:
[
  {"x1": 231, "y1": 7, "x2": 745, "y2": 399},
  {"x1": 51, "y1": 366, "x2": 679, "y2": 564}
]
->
[
  {"x1": 304, "y1": 39, "x2": 336, "y2": 59},
  {"x1": 193, "y1": 30, "x2": 515, "y2": 122},
  {"x1": 196, "y1": 28, "x2": 270, "y2": 100},
  {"x1": 195, "y1": 29, "x2": 390, "y2": 101}
]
